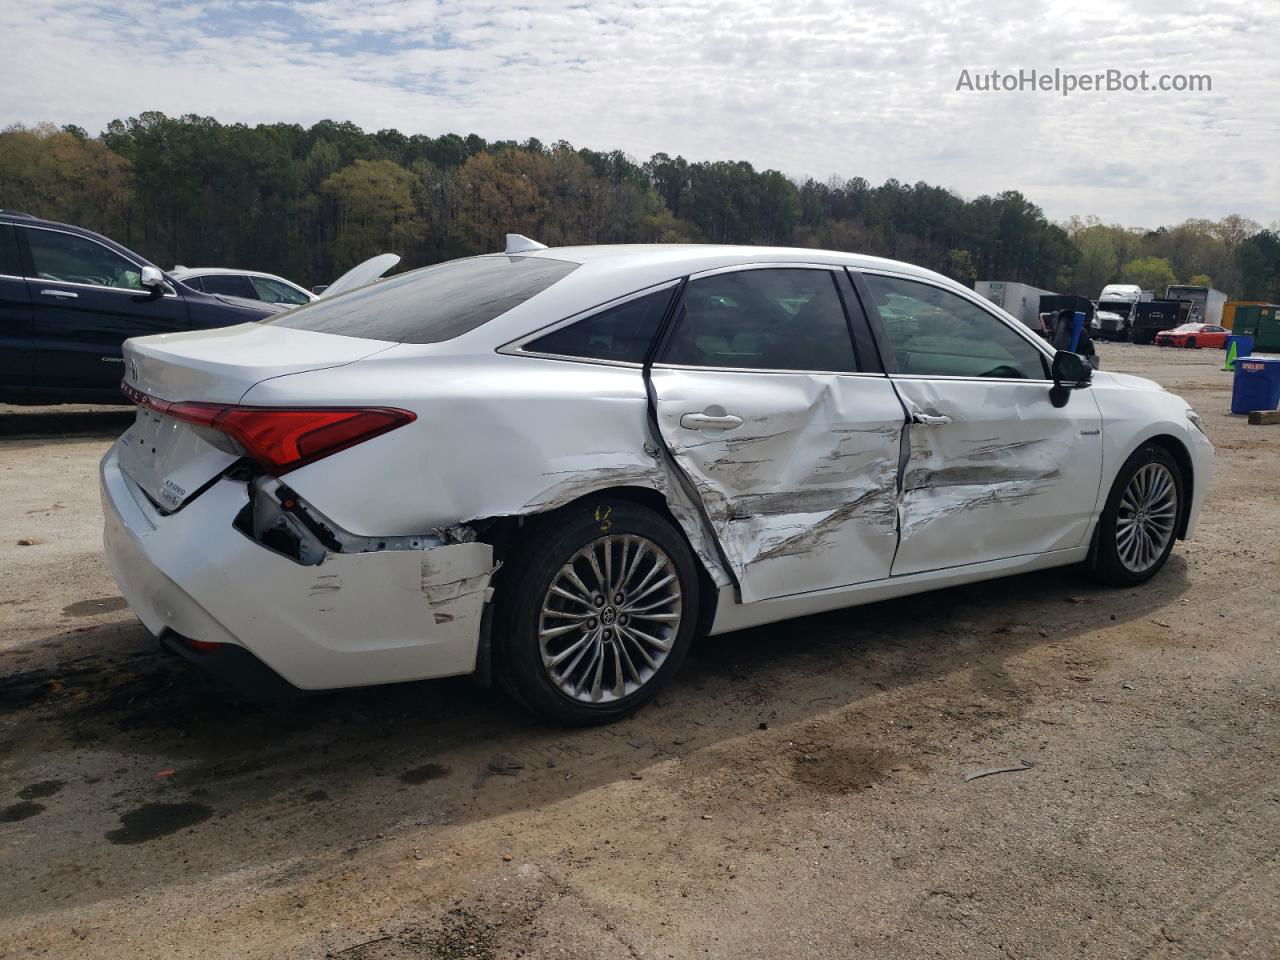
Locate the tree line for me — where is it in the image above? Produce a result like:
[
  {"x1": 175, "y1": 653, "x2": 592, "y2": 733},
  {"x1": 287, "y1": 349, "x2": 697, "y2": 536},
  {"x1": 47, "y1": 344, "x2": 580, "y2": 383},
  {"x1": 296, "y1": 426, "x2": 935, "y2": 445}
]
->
[{"x1": 1, "y1": 112, "x2": 1277, "y2": 303}]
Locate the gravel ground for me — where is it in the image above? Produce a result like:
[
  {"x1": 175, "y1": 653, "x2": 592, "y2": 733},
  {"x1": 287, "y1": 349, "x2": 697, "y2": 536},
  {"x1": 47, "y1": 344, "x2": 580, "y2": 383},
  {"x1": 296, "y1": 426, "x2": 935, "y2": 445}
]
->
[{"x1": 0, "y1": 343, "x2": 1276, "y2": 959}]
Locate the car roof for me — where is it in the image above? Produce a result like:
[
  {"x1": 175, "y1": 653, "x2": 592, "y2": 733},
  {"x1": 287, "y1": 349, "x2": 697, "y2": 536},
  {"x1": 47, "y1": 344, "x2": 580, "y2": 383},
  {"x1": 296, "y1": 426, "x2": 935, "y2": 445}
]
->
[
  {"x1": 172, "y1": 267, "x2": 291, "y2": 281},
  {"x1": 390, "y1": 243, "x2": 978, "y2": 354},
  {"x1": 1, "y1": 210, "x2": 76, "y2": 229},
  {"x1": 520, "y1": 243, "x2": 946, "y2": 278},
  {"x1": 0, "y1": 210, "x2": 162, "y2": 268}
]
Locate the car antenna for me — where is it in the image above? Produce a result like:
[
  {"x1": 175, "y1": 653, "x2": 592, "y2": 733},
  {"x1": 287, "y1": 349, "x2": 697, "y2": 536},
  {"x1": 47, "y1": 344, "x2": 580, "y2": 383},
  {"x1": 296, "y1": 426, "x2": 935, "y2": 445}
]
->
[{"x1": 505, "y1": 233, "x2": 547, "y2": 254}]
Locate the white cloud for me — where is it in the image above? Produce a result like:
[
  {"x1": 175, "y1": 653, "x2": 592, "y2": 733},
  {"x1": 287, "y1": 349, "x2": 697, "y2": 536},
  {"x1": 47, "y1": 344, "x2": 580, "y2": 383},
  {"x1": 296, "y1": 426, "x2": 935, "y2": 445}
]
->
[{"x1": 1, "y1": 0, "x2": 1276, "y2": 227}]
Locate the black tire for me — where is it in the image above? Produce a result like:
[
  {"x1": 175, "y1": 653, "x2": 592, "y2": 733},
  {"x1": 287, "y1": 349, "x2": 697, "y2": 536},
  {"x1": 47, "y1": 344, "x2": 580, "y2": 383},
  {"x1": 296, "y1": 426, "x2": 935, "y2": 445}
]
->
[
  {"x1": 1088, "y1": 443, "x2": 1184, "y2": 587},
  {"x1": 1185, "y1": 337, "x2": 1197, "y2": 349},
  {"x1": 494, "y1": 497, "x2": 701, "y2": 725}
]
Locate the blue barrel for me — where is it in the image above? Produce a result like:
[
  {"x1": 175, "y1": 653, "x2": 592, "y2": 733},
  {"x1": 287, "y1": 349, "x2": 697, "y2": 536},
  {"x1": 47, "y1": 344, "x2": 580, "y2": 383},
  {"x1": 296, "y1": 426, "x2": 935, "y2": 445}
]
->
[
  {"x1": 1225, "y1": 334, "x2": 1254, "y2": 357},
  {"x1": 1231, "y1": 356, "x2": 1280, "y2": 414}
]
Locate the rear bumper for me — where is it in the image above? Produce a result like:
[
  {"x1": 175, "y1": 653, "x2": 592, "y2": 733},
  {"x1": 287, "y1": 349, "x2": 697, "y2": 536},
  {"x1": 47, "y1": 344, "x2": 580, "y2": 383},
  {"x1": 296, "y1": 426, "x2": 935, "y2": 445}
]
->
[
  {"x1": 157, "y1": 629, "x2": 301, "y2": 701},
  {"x1": 101, "y1": 443, "x2": 495, "y2": 691}
]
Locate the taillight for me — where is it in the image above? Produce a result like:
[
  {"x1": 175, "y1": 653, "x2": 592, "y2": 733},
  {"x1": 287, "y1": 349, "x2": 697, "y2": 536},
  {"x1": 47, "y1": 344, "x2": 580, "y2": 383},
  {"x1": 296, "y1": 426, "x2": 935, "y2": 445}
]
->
[{"x1": 121, "y1": 384, "x2": 414, "y2": 474}]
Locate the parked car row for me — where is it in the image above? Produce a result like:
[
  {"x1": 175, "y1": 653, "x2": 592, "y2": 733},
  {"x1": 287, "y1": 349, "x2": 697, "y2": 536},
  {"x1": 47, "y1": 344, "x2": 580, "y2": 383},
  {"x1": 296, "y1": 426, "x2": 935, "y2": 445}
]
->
[{"x1": 0, "y1": 210, "x2": 397, "y2": 404}]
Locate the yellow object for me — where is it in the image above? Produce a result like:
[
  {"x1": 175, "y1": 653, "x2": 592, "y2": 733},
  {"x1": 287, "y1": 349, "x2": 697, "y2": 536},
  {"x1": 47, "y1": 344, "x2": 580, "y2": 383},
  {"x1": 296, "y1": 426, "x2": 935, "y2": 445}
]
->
[
  {"x1": 1222, "y1": 300, "x2": 1268, "y2": 331},
  {"x1": 1223, "y1": 340, "x2": 1238, "y2": 371}
]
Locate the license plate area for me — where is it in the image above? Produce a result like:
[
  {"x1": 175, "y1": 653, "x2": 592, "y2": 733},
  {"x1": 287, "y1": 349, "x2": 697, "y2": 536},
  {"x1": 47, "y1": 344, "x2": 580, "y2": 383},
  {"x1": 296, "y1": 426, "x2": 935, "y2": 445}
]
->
[{"x1": 117, "y1": 407, "x2": 240, "y2": 512}]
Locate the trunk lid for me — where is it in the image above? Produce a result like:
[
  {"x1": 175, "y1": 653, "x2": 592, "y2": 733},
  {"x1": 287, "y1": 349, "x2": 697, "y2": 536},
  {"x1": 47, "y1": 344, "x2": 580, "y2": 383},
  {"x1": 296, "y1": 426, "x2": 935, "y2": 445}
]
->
[
  {"x1": 117, "y1": 324, "x2": 393, "y2": 511},
  {"x1": 318, "y1": 253, "x2": 401, "y2": 299}
]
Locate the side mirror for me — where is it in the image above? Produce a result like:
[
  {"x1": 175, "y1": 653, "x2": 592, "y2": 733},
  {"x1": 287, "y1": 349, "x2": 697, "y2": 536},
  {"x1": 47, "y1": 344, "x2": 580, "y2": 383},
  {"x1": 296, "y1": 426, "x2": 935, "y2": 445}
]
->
[
  {"x1": 311, "y1": 284, "x2": 329, "y2": 295},
  {"x1": 1049, "y1": 350, "x2": 1091, "y2": 408},
  {"x1": 140, "y1": 265, "x2": 165, "y2": 291}
]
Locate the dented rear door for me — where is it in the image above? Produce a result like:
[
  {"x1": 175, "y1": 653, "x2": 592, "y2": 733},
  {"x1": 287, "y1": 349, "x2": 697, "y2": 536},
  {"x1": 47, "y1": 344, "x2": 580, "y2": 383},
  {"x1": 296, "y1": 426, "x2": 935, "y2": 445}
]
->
[{"x1": 649, "y1": 265, "x2": 904, "y2": 603}]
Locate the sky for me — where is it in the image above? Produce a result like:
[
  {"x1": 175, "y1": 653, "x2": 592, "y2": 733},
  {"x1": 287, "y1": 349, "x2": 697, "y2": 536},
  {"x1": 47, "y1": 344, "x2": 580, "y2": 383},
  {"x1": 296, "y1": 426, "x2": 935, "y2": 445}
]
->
[{"x1": 1, "y1": 0, "x2": 1277, "y2": 229}]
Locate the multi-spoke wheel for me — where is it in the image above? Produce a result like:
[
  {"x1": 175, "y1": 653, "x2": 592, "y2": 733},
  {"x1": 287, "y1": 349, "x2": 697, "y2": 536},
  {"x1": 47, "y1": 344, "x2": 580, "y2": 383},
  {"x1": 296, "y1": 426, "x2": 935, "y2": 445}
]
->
[
  {"x1": 1115, "y1": 463, "x2": 1179, "y2": 575},
  {"x1": 1089, "y1": 444, "x2": 1184, "y2": 586},
  {"x1": 496, "y1": 499, "x2": 699, "y2": 725},
  {"x1": 539, "y1": 534, "x2": 683, "y2": 704}
]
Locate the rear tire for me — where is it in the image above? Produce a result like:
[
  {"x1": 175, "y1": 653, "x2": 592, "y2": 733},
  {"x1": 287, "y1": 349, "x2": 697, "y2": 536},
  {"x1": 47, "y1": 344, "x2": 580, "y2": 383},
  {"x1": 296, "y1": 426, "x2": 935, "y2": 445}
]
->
[
  {"x1": 1088, "y1": 444, "x2": 1183, "y2": 587},
  {"x1": 494, "y1": 497, "x2": 700, "y2": 725}
]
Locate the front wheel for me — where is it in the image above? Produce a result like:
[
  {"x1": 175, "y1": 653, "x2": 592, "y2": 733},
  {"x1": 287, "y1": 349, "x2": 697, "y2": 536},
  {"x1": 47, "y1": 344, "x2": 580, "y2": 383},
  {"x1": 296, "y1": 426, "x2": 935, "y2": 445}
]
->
[
  {"x1": 1185, "y1": 337, "x2": 1197, "y2": 349},
  {"x1": 494, "y1": 498, "x2": 700, "y2": 725},
  {"x1": 1088, "y1": 444, "x2": 1183, "y2": 586}
]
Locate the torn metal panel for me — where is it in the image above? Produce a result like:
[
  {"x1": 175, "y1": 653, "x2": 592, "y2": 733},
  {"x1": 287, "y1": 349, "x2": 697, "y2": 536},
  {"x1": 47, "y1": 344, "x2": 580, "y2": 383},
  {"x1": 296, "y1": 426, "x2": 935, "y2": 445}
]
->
[
  {"x1": 516, "y1": 454, "x2": 732, "y2": 589},
  {"x1": 239, "y1": 475, "x2": 457, "y2": 566},
  {"x1": 648, "y1": 368, "x2": 904, "y2": 602},
  {"x1": 263, "y1": 359, "x2": 730, "y2": 588},
  {"x1": 227, "y1": 476, "x2": 498, "y2": 672},
  {"x1": 890, "y1": 378, "x2": 1104, "y2": 576}
]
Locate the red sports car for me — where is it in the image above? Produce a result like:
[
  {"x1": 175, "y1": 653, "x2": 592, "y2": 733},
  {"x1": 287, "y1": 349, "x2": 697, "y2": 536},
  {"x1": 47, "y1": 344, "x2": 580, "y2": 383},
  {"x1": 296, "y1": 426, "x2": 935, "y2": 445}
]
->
[{"x1": 1154, "y1": 323, "x2": 1229, "y2": 349}]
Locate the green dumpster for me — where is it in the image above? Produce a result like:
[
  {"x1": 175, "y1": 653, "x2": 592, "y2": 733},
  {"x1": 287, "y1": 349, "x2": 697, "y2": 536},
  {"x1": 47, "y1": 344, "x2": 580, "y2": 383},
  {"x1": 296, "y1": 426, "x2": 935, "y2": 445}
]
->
[
  {"x1": 1232, "y1": 304, "x2": 1280, "y2": 350},
  {"x1": 1257, "y1": 305, "x2": 1280, "y2": 353}
]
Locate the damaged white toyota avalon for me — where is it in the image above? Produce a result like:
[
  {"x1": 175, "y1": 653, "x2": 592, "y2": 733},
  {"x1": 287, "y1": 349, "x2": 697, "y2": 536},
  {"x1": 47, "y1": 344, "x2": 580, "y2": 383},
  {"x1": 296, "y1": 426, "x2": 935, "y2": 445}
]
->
[{"x1": 102, "y1": 238, "x2": 1213, "y2": 724}]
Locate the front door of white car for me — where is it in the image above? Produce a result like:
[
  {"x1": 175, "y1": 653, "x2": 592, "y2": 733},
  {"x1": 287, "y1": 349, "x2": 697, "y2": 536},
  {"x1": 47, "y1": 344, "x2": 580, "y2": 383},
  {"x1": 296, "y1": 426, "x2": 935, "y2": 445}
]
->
[
  {"x1": 649, "y1": 266, "x2": 905, "y2": 602},
  {"x1": 854, "y1": 271, "x2": 1104, "y2": 577}
]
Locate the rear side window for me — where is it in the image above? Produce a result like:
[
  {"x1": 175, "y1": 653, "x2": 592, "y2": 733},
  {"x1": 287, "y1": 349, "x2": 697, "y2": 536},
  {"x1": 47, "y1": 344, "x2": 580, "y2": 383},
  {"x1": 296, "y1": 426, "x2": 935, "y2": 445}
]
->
[
  {"x1": 524, "y1": 287, "x2": 675, "y2": 363},
  {"x1": 267, "y1": 255, "x2": 579, "y2": 344},
  {"x1": 251, "y1": 276, "x2": 310, "y2": 305},
  {"x1": 198, "y1": 274, "x2": 257, "y2": 299},
  {"x1": 0, "y1": 224, "x2": 20, "y2": 275},
  {"x1": 659, "y1": 268, "x2": 858, "y2": 372}
]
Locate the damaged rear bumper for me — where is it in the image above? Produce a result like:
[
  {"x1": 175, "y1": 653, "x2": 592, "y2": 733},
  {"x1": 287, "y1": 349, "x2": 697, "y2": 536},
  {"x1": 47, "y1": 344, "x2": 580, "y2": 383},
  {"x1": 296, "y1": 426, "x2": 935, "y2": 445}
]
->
[{"x1": 100, "y1": 443, "x2": 496, "y2": 691}]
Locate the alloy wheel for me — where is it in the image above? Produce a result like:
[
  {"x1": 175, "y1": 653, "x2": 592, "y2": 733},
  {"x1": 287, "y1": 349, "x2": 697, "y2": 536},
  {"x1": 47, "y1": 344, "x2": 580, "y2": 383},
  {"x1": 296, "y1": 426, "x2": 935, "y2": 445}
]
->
[
  {"x1": 1115, "y1": 462, "x2": 1178, "y2": 574},
  {"x1": 538, "y1": 534, "x2": 683, "y2": 704}
]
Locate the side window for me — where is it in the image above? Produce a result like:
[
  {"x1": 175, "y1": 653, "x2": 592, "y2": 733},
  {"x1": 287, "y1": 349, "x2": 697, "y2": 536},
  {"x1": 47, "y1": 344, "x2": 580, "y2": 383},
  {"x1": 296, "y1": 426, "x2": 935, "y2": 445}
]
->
[
  {"x1": 182, "y1": 276, "x2": 205, "y2": 292},
  {"x1": 198, "y1": 274, "x2": 258, "y2": 299},
  {"x1": 660, "y1": 268, "x2": 857, "y2": 372},
  {"x1": 26, "y1": 229, "x2": 143, "y2": 290},
  {"x1": 525, "y1": 287, "x2": 674, "y2": 363},
  {"x1": 250, "y1": 276, "x2": 310, "y2": 305},
  {"x1": 862, "y1": 274, "x2": 1048, "y2": 379},
  {"x1": 0, "y1": 224, "x2": 21, "y2": 276}
]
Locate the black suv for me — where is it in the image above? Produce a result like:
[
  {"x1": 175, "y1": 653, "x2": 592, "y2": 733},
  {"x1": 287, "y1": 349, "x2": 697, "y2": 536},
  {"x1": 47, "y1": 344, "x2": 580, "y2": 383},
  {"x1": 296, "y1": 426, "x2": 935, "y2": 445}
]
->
[{"x1": 0, "y1": 211, "x2": 281, "y2": 404}]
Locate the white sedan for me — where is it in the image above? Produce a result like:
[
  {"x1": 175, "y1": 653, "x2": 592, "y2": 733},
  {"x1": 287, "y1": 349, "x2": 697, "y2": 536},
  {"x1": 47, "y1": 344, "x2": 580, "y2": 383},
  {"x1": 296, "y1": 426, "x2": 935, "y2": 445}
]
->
[
  {"x1": 170, "y1": 266, "x2": 316, "y2": 306},
  {"x1": 102, "y1": 239, "x2": 1213, "y2": 723}
]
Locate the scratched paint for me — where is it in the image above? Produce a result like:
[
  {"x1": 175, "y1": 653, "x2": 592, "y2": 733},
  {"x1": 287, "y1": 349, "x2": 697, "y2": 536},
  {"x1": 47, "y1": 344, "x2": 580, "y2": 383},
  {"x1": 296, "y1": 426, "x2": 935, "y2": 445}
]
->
[{"x1": 890, "y1": 378, "x2": 1103, "y2": 576}]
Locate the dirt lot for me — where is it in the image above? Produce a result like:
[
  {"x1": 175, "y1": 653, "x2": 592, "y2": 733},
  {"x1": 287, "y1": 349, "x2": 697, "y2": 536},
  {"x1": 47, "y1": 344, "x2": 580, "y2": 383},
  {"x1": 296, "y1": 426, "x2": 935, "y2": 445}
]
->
[{"x1": 0, "y1": 344, "x2": 1277, "y2": 960}]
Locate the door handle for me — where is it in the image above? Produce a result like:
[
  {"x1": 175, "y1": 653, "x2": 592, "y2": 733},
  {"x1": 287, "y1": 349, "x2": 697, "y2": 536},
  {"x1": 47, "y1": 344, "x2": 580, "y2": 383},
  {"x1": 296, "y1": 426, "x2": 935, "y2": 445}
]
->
[
  {"x1": 40, "y1": 289, "x2": 79, "y2": 299},
  {"x1": 680, "y1": 412, "x2": 744, "y2": 431},
  {"x1": 911, "y1": 412, "x2": 952, "y2": 426}
]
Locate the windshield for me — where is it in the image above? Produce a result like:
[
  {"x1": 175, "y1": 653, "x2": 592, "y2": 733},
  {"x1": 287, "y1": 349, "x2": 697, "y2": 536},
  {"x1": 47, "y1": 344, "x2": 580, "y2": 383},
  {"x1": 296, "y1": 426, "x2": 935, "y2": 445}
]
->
[
  {"x1": 265, "y1": 255, "x2": 579, "y2": 343},
  {"x1": 1170, "y1": 323, "x2": 1202, "y2": 333},
  {"x1": 1096, "y1": 300, "x2": 1133, "y2": 316}
]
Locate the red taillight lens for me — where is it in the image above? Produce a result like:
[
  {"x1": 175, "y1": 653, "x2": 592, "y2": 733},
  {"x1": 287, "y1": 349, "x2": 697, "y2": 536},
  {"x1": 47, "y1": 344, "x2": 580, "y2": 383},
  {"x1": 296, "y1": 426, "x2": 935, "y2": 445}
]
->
[{"x1": 121, "y1": 384, "x2": 414, "y2": 474}]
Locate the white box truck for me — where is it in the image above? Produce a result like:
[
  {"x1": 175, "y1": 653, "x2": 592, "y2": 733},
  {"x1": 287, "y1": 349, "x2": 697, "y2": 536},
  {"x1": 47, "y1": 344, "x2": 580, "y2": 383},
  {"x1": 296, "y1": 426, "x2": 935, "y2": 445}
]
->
[
  {"x1": 975, "y1": 280, "x2": 1056, "y2": 329},
  {"x1": 1164, "y1": 284, "x2": 1228, "y2": 325}
]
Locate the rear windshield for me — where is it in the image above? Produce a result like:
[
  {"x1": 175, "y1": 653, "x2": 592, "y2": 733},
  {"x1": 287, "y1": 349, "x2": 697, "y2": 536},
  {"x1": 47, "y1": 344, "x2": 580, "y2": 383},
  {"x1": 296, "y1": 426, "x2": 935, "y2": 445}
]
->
[{"x1": 265, "y1": 255, "x2": 578, "y2": 344}]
